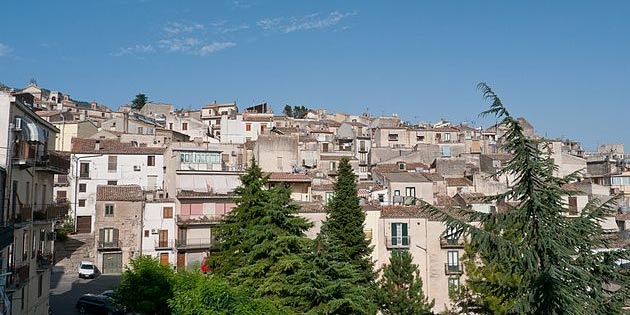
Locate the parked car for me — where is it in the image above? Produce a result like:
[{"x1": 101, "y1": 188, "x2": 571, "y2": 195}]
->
[
  {"x1": 78, "y1": 261, "x2": 96, "y2": 279},
  {"x1": 76, "y1": 294, "x2": 125, "y2": 315},
  {"x1": 101, "y1": 290, "x2": 114, "y2": 298}
]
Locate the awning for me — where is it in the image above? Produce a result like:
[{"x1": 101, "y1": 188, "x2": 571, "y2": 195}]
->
[
  {"x1": 600, "y1": 216, "x2": 619, "y2": 232},
  {"x1": 17, "y1": 116, "x2": 48, "y2": 143}
]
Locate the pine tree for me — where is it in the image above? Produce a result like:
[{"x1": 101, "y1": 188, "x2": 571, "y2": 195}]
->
[
  {"x1": 131, "y1": 93, "x2": 148, "y2": 110},
  {"x1": 377, "y1": 250, "x2": 434, "y2": 315},
  {"x1": 287, "y1": 235, "x2": 376, "y2": 315},
  {"x1": 423, "y1": 83, "x2": 628, "y2": 315},
  {"x1": 231, "y1": 184, "x2": 313, "y2": 299},
  {"x1": 283, "y1": 105, "x2": 293, "y2": 117},
  {"x1": 321, "y1": 157, "x2": 374, "y2": 283},
  {"x1": 214, "y1": 158, "x2": 270, "y2": 275}
]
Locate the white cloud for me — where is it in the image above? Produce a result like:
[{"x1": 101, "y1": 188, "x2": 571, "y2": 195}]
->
[
  {"x1": 111, "y1": 44, "x2": 155, "y2": 56},
  {"x1": 0, "y1": 43, "x2": 12, "y2": 57},
  {"x1": 163, "y1": 22, "x2": 205, "y2": 35},
  {"x1": 158, "y1": 37, "x2": 235, "y2": 55},
  {"x1": 258, "y1": 11, "x2": 356, "y2": 33},
  {"x1": 217, "y1": 24, "x2": 250, "y2": 34}
]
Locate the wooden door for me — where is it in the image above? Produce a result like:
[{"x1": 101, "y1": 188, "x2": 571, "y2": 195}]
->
[
  {"x1": 76, "y1": 216, "x2": 91, "y2": 234},
  {"x1": 177, "y1": 252, "x2": 186, "y2": 270},
  {"x1": 160, "y1": 253, "x2": 169, "y2": 266},
  {"x1": 158, "y1": 230, "x2": 168, "y2": 247}
]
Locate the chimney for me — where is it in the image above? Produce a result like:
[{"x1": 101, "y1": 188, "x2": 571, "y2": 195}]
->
[
  {"x1": 123, "y1": 112, "x2": 129, "y2": 133},
  {"x1": 95, "y1": 140, "x2": 101, "y2": 151}
]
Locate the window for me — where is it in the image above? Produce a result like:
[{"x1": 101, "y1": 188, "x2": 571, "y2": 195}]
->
[
  {"x1": 56, "y1": 190, "x2": 67, "y2": 202},
  {"x1": 322, "y1": 143, "x2": 329, "y2": 152},
  {"x1": 25, "y1": 182, "x2": 30, "y2": 203},
  {"x1": 79, "y1": 183, "x2": 87, "y2": 192},
  {"x1": 394, "y1": 190, "x2": 400, "y2": 196},
  {"x1": 21, "y1": 287, "x2": 25, "y2": 310},
  {"x1": 568, "y1": 197, "x2": 578, "y2": 215},
  {"x1": 163, "y1": 206, "x2": 173, "y2": 219},
  {"x1": 105, "y1": 204, "x2": 114, "y2": 216},
  {"x1": 388, "y1": 133, "x2": 398, "y2": 141},
  {"x1": 378, "y1": 194, "x2": 385, "y2": 203},
  {"x1": 277, "y1": 157, "x2": 283, "y2": 170},
  {"x1": 137, "y1": 126, "x2": 143, "y2": 134},
  {"x1": 169, "y1": 123, "x2": 173, "y2": 130},
  {"x1": 390, "y1": 222, "x2": 409, "y2": 247},
  {"x1": 108, "y1": 156, "x2": 117, "y2": 172},
  {"x1": 107, "y1": 180, "x2": 117, "y2": 185},
  {"x1": 22, "y1": 231, "x2": 28, "y2": 261},
  {"x1": 405, "y1": 187, "x2": 416, "y2": 198},
  {"x1": 444, "y1": 133, "x2": 451, "y2": 142},
  {"x1": 182, "y1": 122, "x2": 188, "y2": 130},
  {"x1": 325, "y1": 192, "x2": 334, "y2": 205},
  {"x1": 245, "y1": 123, "x2": 251, "y2": 131},
  {"x1": 148, "y1": 155, "x2": 155, "y2": 166},
  {"x1": 447, "y1": 251, "x2": 460, "y2": 274},
  {"x1": 399, "y1": 163, "x2": 406, "y2": 170},
  {"x1": 38, "y1": 274, "x2": 43, "y2": 297},
  {"x1": 32, "y1": 230, "x2": 36, "y2": 258},
  {"x1": 79, "y1": 199, "x2": 86, "y2": 207},
  {"x1": 158, "y1": 230, "x2": 169, "y2": 248},
  {"x1": 448, "y1": 277, "x2": 460, "y2": 297},
  {"x1": 416, "y1": 135, "x2": 425, "y2": 142},
  {"x1": 99, "y1": 228, "x2": 119, "y2": 246},
  {"x1": 329, "y1": 161, "x2": 336, "y2": 171},
  {"x1": 145, "y1": 230, "x2": 150, "y2": 237}
]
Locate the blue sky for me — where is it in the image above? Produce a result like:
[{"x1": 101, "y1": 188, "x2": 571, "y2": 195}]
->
[{"x1": 1, "y1": 0, "x2": 629, "y2": 149}]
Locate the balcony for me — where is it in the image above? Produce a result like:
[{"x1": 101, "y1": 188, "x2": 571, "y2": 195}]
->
[
  {"x1": 98, "y1": 240, "x2": 121, "y2": 251},
  {"x1": 177, "y1": 215, "x2": 223, "y2": 227},
  {"x1": 386, "y1": 236, "x2": 410, "y2": 249},
  {"x1": 445, "y1": 263, "x2": 464, "y2": 275},
  {"x1": 35, "y1": 151, "x2": 70, "y2": 174},
  {"x1": 440, "y1": 237, "x2": 465, "y2": 249},
  {"x1": 175, "y1": 238, "x2": 213, "y2": 250},
  {"x1": 155, "y1": 239, "x2": 175, "y2": 250},
  {"x1": 358, "y1": 147, "x2": 368, "y2": 153},
  {"x1": 33, "y1": 203, "x2": 69, "y2": 221},
  {"x1": 0, "y1": 225, "x2": 14, "y2": 250},
  {"x1": 359, "y1": 160, "x2": 368, "y2": 166},
  {"x1": 15, "y1": 205, "x2": 32, "y2": 223},
  {"x1": 6, "y1": 263, "x2": 30, "y2": 292},
  {"x1": 36, "y1": 252, "x2": 53, "y2": 271}
]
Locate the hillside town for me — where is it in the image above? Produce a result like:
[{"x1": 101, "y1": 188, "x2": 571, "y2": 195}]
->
[{"x1": 1, "y1": 81, "x2": 629, "y2": 314}]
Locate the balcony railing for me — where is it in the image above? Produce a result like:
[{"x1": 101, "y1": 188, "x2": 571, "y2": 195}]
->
[
  {"x1": 440, "y1": 237, "x2": 465, "y2": 249},
  {"x1": 177, "y1": 215, "x2": 223, "y2": 226},
  {"x1": 155, "y1": 239, "x2": 175, "y2": 249},
  {"x1": 386, "y1": 236, "x2": 410, "y2": 249},
  {"x1": 445, "y1": 263, "x2": 464, "y2": 275},
  {"x1": 6, "y1": 263, "x2": 30, "y2": 292},
  {"x1": 33, "y1": 203, "x2": 69, "y2": 221},
  {"x1": 175, "y1": 238, "x2": 213, "y2": 250},
  {"x1": 98, "y1": 240, "x2": 121, "y2": 250},
  {"x1": 36, "y1": 252, "x2": 53, "y2": 271},
  {"x1": 15, "y1": 205, "x2": 32, "y2": 223},
  {"x1": 35, "y1": 151, "x2": 70, "y2": 174}
]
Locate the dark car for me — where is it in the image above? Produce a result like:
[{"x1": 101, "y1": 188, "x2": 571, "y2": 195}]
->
[{"x1": 76, "y1": 294, "x2": 125, "y2": 315}]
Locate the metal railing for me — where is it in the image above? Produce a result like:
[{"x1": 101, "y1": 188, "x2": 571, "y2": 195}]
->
[
  {"x1": 175, "y1": 238, "x2": 213, "y2": 249},
  {"x1": 385, "y1": 236, "x2": 411, "y2": 249},
  {"x1": 177, "y1": 215, "x2": 223, "y2": 226},
  {"x1": 36, "y1": 252, "x2": 53, "y2": 271},
  {"x1": 33, "y1": 203, "x2": 69, "y2": 221},
  {"x1": 155, "y1": 239, "x2": 175, "y2": 249},
  {"x1": 98, "y1": 240, "x2": 121, "y2": 250},
  {"x1": 15, "y1": 205, "x2": 32, "y2": 223},
  {"x1": 445, "y1": 263, "x2": 464, "y2": 275},
  {"x1": 440, "y1": 237, "x2": 465, "y2": 249}
]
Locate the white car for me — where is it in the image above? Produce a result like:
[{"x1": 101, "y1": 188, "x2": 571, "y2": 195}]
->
[{"x1": 78, "y1": 261, "x2": 96, "y2": 279}]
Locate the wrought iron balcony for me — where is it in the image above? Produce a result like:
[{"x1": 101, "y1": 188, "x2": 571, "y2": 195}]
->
[
  {"x1": 445, "y1": 263, "x2": 464, "y2": 275},
  {"x1": 98, "y1": 240, "x2": 121, "y2": 251},
  {"x1": 385, "y1": 235, "x2": 410, "y2": 249},
  {"x1": 440, "y1": 237, "x2": 465, "y2": 249},
  {"x1": 177, "y1": 215, "x2": 223, "y2": 226},
  {"x1": 6, "y1": 262, "x2": 30, "y2": 292},
  {"x1": 35, "y1": 151, "x2": 70, "y2": 174},
  {"x1": 175, "y1": 238, "x2": 213, "y2": 250},
  {"x1": 36, "y1": 251, "x2": 53, "y2": 271},
  {"x1": 15, "y1": 205, "x2": 32, "y2": 223},
  {"x1": 33, "y1": 203, "x2": 69, "y2": 221}
]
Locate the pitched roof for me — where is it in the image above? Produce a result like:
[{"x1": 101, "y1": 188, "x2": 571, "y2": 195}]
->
[
  {"x1": 36, "y1": 110, "x2": 62, "y2": 117},
  {"x1": 320, "y1": 155, "x2": 357, "y2": 161},
  {"x1": 267, "y1": 172, "x2": 312, "y2": 182},
  {"x1": 97, "y1": 185, "x2": 144, "y2": 201},
  {"x1": 71, "y1": 138, "x2": 166, "y2": 154},
  {"x1": 382, "y1": 172, "x2": 430, "y2": 183},
  {"x1": 445, "y1": 177, "x2": 473, "y2": 187},
  {"x1": 380, "y1": 206, "x2": 442, "y2": 220}
]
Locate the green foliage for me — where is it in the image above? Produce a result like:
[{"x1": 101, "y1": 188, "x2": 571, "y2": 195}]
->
[
  {"x1": 131, "y1": 93, "x2": 148, "y2": 110},
  {"x1": 321, "y1": 157, "x2": 375, "y2": 283},
  {"x1": 283, "y1": 104, "x2": 293, "y2": 117},
  {"x1": 214, "y1": 158, "x2": 312, "y2": 305},
  {"x1": 116, "y1": 255, "x2": 175, "y2": 315},
  {"x1": 169, "y1": 272, "x2": 290, "y2": 315},
  {"x1": 423, "y1": 83, "x2": 629, "y2": 315},
  {"x1": 377, "y1": 250, "x2": 434, "y2": 315},
  {"x1": 287, "y1": 235, "x2": 376, "y2": 315}
]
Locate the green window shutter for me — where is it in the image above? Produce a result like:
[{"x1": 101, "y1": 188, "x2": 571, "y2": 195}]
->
[
  {"x1": 391, "y1": 223, "x2": 398, "y2": 246},
  {"x1": 113, "y1": 229, "x2": 119, "y2": 244},
  {"x1": 99, "y1": 229, "x2": 105, "y2": 242},
  {"x1": 402, "y1": 223, "x2": 409, "y2": 246}
]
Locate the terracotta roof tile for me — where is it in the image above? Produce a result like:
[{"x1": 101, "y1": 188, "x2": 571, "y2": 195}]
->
[
  {"x1": 373, "y1": 163, "x2": 430, "y2": 174},
  {"x1": 382, "y1": 172, "x2": 430, "y2": 183},
  {"x1": 96, "y1": 185, "x2": 144, "y2": 201},
  {"x1": 320, "y1": 155, "x2": 357, "y2": 161},
  {"x1": 267, "y1": 172, "x2": 312, "y2": 182},
  {"x1": 72, "y1": 138, "x2": 166, "y2": 154},
  {"x1": 445, "y1": 177, "x2": 473, "y2": 187}
]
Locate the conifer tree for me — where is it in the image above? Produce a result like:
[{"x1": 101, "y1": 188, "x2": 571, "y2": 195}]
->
[
  {"x1": 423, "y1": 83, "x2": 628, "y2": 315},
  {"x1": 287, "y1": 235, "x2": 376, "y2": 315},
  {"x1": 377, "y1": 250, "x2": 434, "y2": 315},
  {"x1": 321, "y1": 157, "x2": 374, "y2": 283}
]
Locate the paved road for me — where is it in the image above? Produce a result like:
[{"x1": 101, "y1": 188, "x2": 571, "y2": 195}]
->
[{"x1": 49, "y1": 266, "x2": 121, "y2": 315}]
